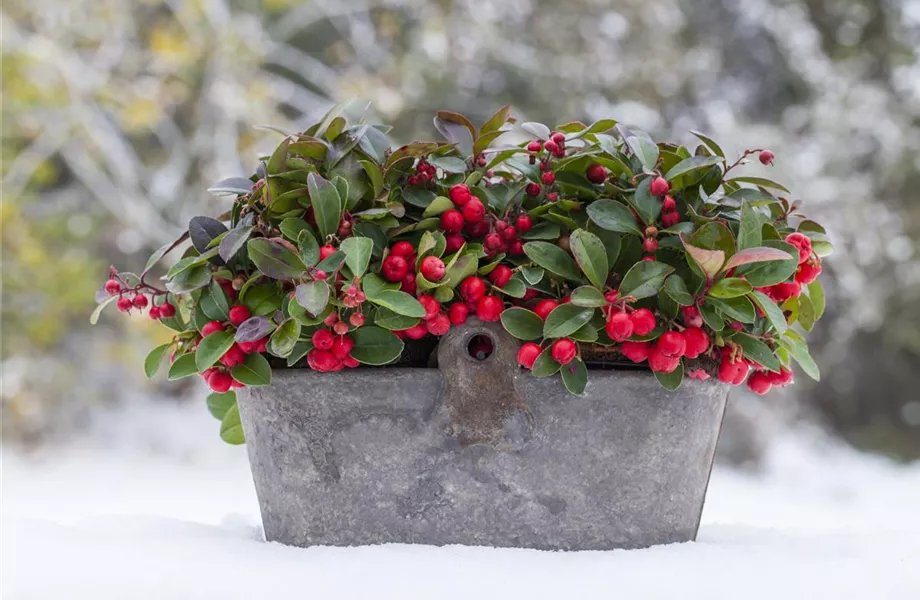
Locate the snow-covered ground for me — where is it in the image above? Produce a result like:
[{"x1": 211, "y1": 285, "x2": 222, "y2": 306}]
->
[{"x1": 3, "y1": 398, "x2": 920, "y2": 599}]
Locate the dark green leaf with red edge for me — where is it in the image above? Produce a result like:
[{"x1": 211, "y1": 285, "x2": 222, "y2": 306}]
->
[
  {"x1": 569, "y1": 229, "x2": 609, "y2": 290},
  {"x1": 543, "y1": 305, "x2": 595, "y2": 339},
  {"x1": 144, "y1": 343, "x2": 172, "y2": 379},
  {"x1": 247, "y1": 238, "x2": 307, "y2": 280},
  {"x1": 167, "y1": 352, "x2": 199, "y2": 381},
  {"x1": 196, "y1": 331, "x2": 235, "y2": 371},
  {"x1": 206, "y1": 391, "x2": 236, "y2": 420},
  {"x1": 561, "y1": 358, "x2": 588, "y2": 395},
  {"x1": 708, "y1": 277, "x2": 753, "y2": 299},
  {"x1": 531, "y1": 348, "x2": 562, "y2": 378},
  {"x1": 231, "y1": 353, "x2": 272, "y2": 386},
  {"x1": 749, "y1": 290, "x2": 788, "y2": 335},
  {"x1": 586, "y1": 199, "x2": 643, "y2": 235},
  {"x1": 654, "y1": 361, "x2": 684, "y2": 391},
  {"x1": 619, "y1": 260, "x2": 675, "y2": 300},
  {"x1": 350, "y1": 326, "x2": 404, "y2": 366},
  {"x1": 732, "y1": 332, "x2": 781, "y2": 373},
  {"x1": 500, "y1": 307, "x2": 544, "y2": 340},
  {"x1": 523, "y1": 242, "x2": 583, "y2": 282}
]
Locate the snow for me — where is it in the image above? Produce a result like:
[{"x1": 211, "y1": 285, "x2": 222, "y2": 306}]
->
[{"x1": 4, "y1": 399, "x2": 920, "y2": 599}]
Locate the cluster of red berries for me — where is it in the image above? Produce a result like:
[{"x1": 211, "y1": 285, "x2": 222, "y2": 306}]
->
[
  {"x1": 756, "y1": 232, "x2": 822, "y2": 304},
  {"x1": 105, "y1": 278, "x2": 175, "y2": 320},
  {"x1": 616, "y1": 327, "x2": 709, "y2": 374},
  {"x1": 406, "y1": 159, "x2": 438, "y2": 186},
  {"x1": 515, "y1": 338, "x2": 578, "y2": 369},
  {"x1": 716, "y1": 350, "x2": 793, "y2": 395},
  {"x1": 306, "y1": 328, "x2": 359, "y2": 372},
  {"x1": 527, "y1": 132, "x2": 567, "y2": 160},
  {"x1": 197, "y1": 305, "x2": 267, "y2": 393}
]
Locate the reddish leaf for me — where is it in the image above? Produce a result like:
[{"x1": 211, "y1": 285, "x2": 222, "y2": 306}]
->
[
  {"x1": 681, "y1": 236, "x2": 725, "y2": 278},
  {"x1": 723, "y1": 247, "x2": 795, "y2": 271}
]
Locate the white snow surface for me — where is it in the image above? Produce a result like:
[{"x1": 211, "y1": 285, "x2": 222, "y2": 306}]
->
[{"x1": 3, "y1": 398, "x2": 920, "y2": 599}]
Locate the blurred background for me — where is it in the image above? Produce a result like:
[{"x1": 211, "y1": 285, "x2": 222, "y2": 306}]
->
[{"x1": 3, "y1": 0, "x2": 920, "y2": 466}]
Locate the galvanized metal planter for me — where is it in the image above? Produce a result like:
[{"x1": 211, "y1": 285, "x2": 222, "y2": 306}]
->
[{"x1": 237, "y1": 319, "x2": 729, "y2": 551}]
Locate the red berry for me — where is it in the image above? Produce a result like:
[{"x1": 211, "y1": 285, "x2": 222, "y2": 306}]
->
[
  {"x1": 333, "y1": 321, "x2": 349, "y2": 335},
  {"x1": 404, "y1": 322, "x2": 429, "y2": 340},
  {"x1": 319, "y1": 245, "x2": 337, "y2": 260},
  {"x1": 540, "y1": 172, "x2": 556, "y2": 186},
  {"x1": 605, "y1": 311, "x2": 634, "y2": 342},
  {"x1": 747, "y1": 371, "x2": 772, "y2": 395},
  {"x1": 525, "y1": 182, "x2": 541, "y2": 197},
  {"x1": 228, "y1": 305, "x2": 251, "y2": 327},
  {"x1": 650, "y1": 176, "x2": 670, "y2": 197},
  {"x1": 508, "y1": 240, "x2": 524, "y2": 255},
  {"x1": 527, "y1": 140, "x2": 543, "y2": 152},
  {"x1": 657, "y1": 331, "x2": 687, "y2": 358},
  {"x1": 681, "y1": 327, "x2": 710, "y2": 359},
  {"x1": 661, "y1": 211, "x2": 680, "y2": 227},
  {"x1": 448, "y1": 303, "x2": 469, "y2": 326},
  {"x1": 449, "y1": 184, "x2": 472, "y2": 206},
  {"x1": 648, "y1": 344, "x2": 681, "y2": 373},
  {"x1": 767, "y1": 281, "x2": 803, "y2": 303},
  {"x1": 550, "y1": 338, "x2": 577, "y2": 365},
  {"x1": 256, "y1": 336, "x2": 269, "y2": 353},
  {"x1": 324, "y1": 312, "x2": 339, "y2": 327},
  {"x1": 465, "y1": 220, "x2": 490, "y2": 238},
  {"x1": 219, "y1": 344, "x2": 247, "y2": 368},
  {"x1": 418, "y1": 295, "x2": 440, "y2": 320},
  {"x1": 515, "y1": 215, "x2": 533, "y2": 233},
  {"x1": 230, "y1": 378, "x2": 245, "y2": 389},
  {"x1": 484, "y1": 233, "x2": 504, "y2": 252},
  {"x1": 420, "y1": 256, "x2": 446, "y2": 281},
  {"x1": 550, "y1": 132, "x2": 566, "y2": 144},
  {"x1": 116, "y1": 297, "x2": 133, "y2": 312},
  {"x1": 620, "y1": 341, "x2": 651, "y2": 363},
  {"x1": 342, "y1": 355, "x2": 359, "y2": 368},
  {"x1": 461, "y1": 198, "x2": 486, "y2": 223},
  {"x1": 307, "y1": 349, "x2": 340, "y2": 372},
  {"x1": 630, "y1": 308, "x2": 657, "y2": 336},
  {"x1": 489, "y1": 265, "x2": 513, "y2": 288},
  {"x1": 382, "y1": 255, "x2": 409, "y2": 282},
  {"x1": 533, "y1": 299, "x2": 559, "y2": 321},
  {"x1": 795, "y1": 257, "x2": 822, "y2": 285},
  {"x1": 349, "y1": 313, "x2": 365, "y2": 327},
  {"x1": 759, "y1": 150, "x2": 775, "y2": 165},
  {"x1": 543, "y1": 140, "x2": 558, "y2": 154},
  {"x1": 682, "y1": 305, "x2": 703, "y2": 328},
  {"x1": 391, "y1": 241, "x2": 415, "y2": 258},
  {"x1": 767, "y1": 367, "x2": 795, "y2": 387},
  {"x1": 785, "y1": 233, "x2": 813, "y2": 264},
  {"x1": 132, "y1": 294, "x2": 148, "y2": 309},
  {"x1": 313, "y1": 270, "x2": 328, "y2": 281},
  {"x1": 104, "y1": 279, "x2": 121, "y2": 295},
  {"x1": 159, "y1": 302, "x2": 176, "y2": 318},
  {"x1": 201, "y1": 321, "x2": 224, "y2": 336},
  {"x1": 208, "y1": 371, "x2": 233, "y2": 393},
  {"x1": 149, "y1": 306, "x2": 161, "y2": 320},
  {"x1": 500, "y1": 225, "x2": 517, "y2": 242},
  {"x1": 401, "y1": 273, "x2": 417, "y2": 295},
  {"x1": 517, "y1": 342, "x2": 542, "y2": 369},
  {"x1": 718, "y1": 354, "x2": 750, "y2": 385},
  {"x1": 313, "y1": 329, "x2": 335, "y2": 350},
  {"x1": 460, "y1": 277, "x2": 487, "y2": 303},
  {"x1": 643, "y1": 238, "x2": 659, "y2": 253},
  {"x1": 332, "y1": 335, "x2": 354, "y2": 360},
  {"x1": 586, "y1": 164, "x2": 608, "y2": 184},
  {"x1": 426, "y1": 313, "x2": 451, "y2": 336},
  {"x1": 476, "y1": 295, "x2": 504, "y2": 322},
  {"x1": 408, "y1": 175, "x2": 420, "y2": 186},
  {"x1": 445, "y1": 234, "x2": 465, "y2": 254},
  {"x1": 440, "y1": 209, "x2": 465, "y2": 234},
  {"x1": 546, "y1": 192, "x2": 559, "y2": 202}
]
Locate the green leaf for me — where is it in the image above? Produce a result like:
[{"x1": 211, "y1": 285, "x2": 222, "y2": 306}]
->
[
  {"x1": 733, "y1": 333, "x2": 781, "y2": 372},
  {"x1": 422, "y1": 195, "x2": 454, "y2": 218},
  {"x1": 340, "y1": 236, "x2": 373, "y2": 278},
  {"x1": 287, "y1": 342, "x2": 313, "y2": 367},
  {"x1": 269, "y1": 318, "x2": 301, "y2": 358},
  {"x1": 166, "y1": 264, "x2": 212, "y2": 294},
  {"x1": 500, "y1": 307, "x2": 544, "y2": 340},
  {"x1": 749, "y1": 290, "x2": 788, "y2": 335},
  {"x1": 199, "y1": 280, "x2": 230, "y2": 321},
  {"x1": 654, "y1": 361, "x2": 684, "y2": 391},
  {"x1": 196, "y1": 331, "x2": 235, "y2": 371},
  {"x1": 663, "y1": 275, "x2": 694, "y2": 306},
  {"x1": 231, "y1": 353, "x2": 272, "y2": 386},
  {"x1": 570, "y1": 286, "x2": 607, "y2": 307},
  {"x1": 367, "y1": 290, "x2": 426, "y2": 318},
  {"x1": 144, "y1": 343, "x2": 172, "y2": 379},
  {"x1": 521, "y1": 266, "x2": 544, "y2": 285},
  {"x1": 727, "y1": 176, "x2": 790, "y2": 193},
  {"x1": 374, "y1": 307, "x2": 421, "y2": 331},
  {"x1": 737, "y1": 202, "x2": 762, "y2": 251},
  {"x1": 219, "y1": 226, "x2": 253, "y2": 262},
  {"x1": 664, "y1": 156, "x2": 722, "y2": 183},
  {"x1": 708, "y1": 277, "x2": 753, "y2": 299},
  {"x1": 699, "y1": 301, "x2": 724, "y2": 331},
  {"x1": 206, "y1": 391, "x2": 236, "y2": 420},
  {"x1": 350, "y1": 326, "x2": 404, "y2": 366},
  {"x1": 619, "y1": 260, "x2": 675, "y2": 300},
  {"x1": 621, "y1": 127, "x2": 659, "y2": 172},
  {"x1": 523, "y1": 242, "x2": 583, "y2": 282},
  {"x1": 723, "y1": 247, "x2": 795, "y2": 271},
  {"x1": 586, "y1": 199, "x2": 643, "y2": 235},
  {"x1": 531, "y1": 348, "x2": 562, "y2": 378},
  {"x1": 359, "y1": 160, "x2": 384, "y2": 199},
  {"x1": 782, "y1": 330, "x2": 821, "y2": 381},
  {"x1": 315, "y1": 250, "x2": 345, "y2": 274},
  {"x1": 627, "y1": 177, "x2": 660, "y2": 225},
  {"x1": 143, "y1": 240, "x2": 178, "y2": 274},
  {"x1": 690, "y1": 131, "x2": 725, "y2": 158},
  {"x1": 247, "y1": 238, "x2": 307, "y2": 279},
  {"x1": 219, "y1": 403, "x2": 246, "y2": 445},
  {"x1": 709, "y1": 296, "x2": 756, "y2": 324},
  {"x1": 167, "y1": 352, "x2": 200, "y2": 380},
  {"x1": 570, "y1": 322, "x2": 599, "y2": 342},
  {"x1": 266, "y1": 137, "x2": 290, "y2": 175},
  {"x1": 294, "y1": 281, "x2": 330, "y2": 317},
  {"x1": 496, "y1": 278, "x2": 527, "y2": 298},
  {"x1": 569, "y1": 229, "x2": 609, "y2": 290},
  {"x1": 208, "y1": 176, "x2": 254, "y2": 195},
  {"x1": 480, "y1": 104, "x2": 512, "y2": 135},
  {"x1": 798, "y1": 292, "x2": 816, "y2": 332},
  {"x1": 307, "y1": 172, "x2": 343, "y2": 240},
  {"x1": 807, "y1": 280, "x2": 826, "y2": 321},
  {"x1": 189, "y1": 216, "x2": 228, "y2": 256},
  {"x1": 681, "y1": 237, "x2": 725, "y2": 278},
  {"x1": 543, "y1": 305, "x2": 595, "y2": 339},
  {"x1": 279, "y1": 218, "x2": 309, "y2": 242},
  {"x1": 561, "y1": 358, "x2": 588, "y2": 395},
  {"x1": 739, "y1": 241, "x2": 799, "y2": 287},
  {"x1": 90, "y1": 295, "x2": 118, "y2": 325},
  {"x1": 428, "y1": 155, "x2": 468, "y2": 173},
  {"x1": 520, "y1": 221, "x2": 561, "y2": 240}
]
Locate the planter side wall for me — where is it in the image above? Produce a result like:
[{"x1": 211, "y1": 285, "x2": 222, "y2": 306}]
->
[{"x1": 239, "y1": 363, "x2": 728, "y2": 551}]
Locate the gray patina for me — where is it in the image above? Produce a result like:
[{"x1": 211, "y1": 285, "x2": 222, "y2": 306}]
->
[{"x1": 238, "y1": 318, "x2": 729, "y2": 550}]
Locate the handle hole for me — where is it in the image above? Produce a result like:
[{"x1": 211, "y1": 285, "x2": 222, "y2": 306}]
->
[{"x1": 467, "y1": 334, "x2": 494, "y2": 361}]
